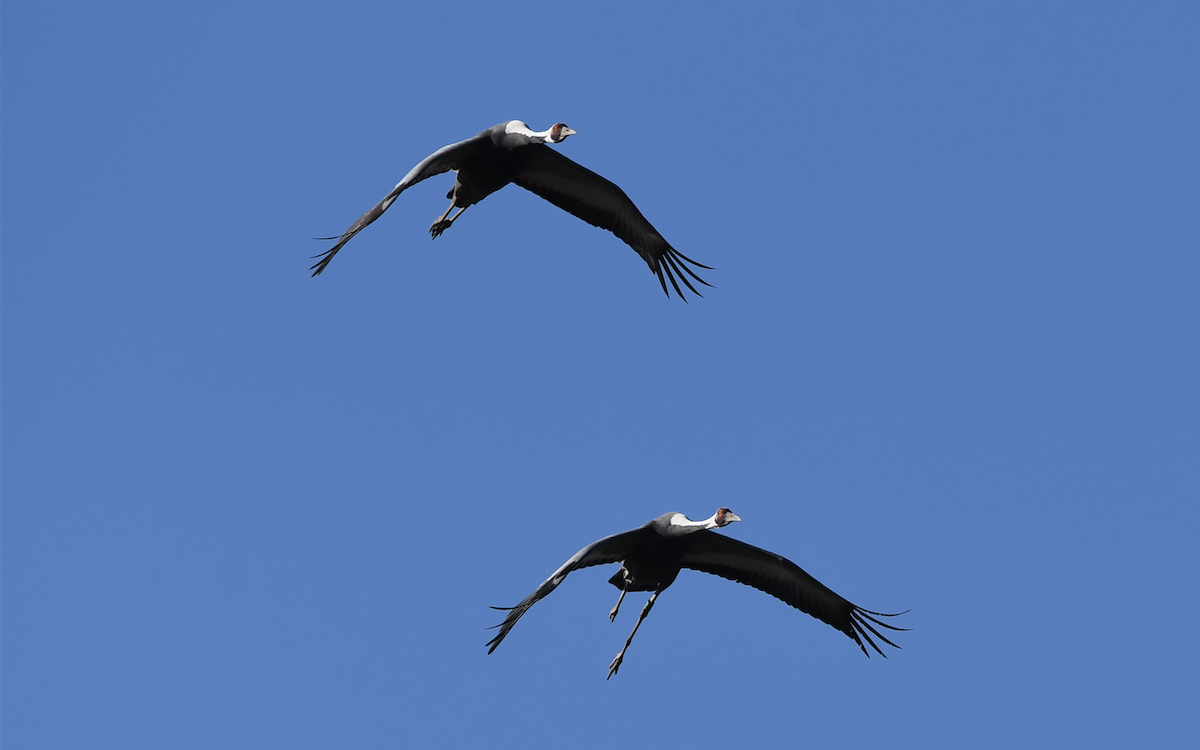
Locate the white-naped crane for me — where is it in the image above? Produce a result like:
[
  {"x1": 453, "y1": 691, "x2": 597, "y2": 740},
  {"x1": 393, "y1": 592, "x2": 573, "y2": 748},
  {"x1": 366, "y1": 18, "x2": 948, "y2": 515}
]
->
[
  {"x1": 487, "y1": 508, "x2": 907, "y2": 679},
  {"x1": 312, "y1": 120, "x2": 712, "y2": 299}
]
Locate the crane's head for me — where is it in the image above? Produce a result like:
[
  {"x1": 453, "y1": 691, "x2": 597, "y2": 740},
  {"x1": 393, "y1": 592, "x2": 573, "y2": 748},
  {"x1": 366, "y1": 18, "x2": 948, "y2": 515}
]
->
[
  {"x1": 714, "y1": 508, "x2": 741, "y2": 527},
  {"x1": 549, "y1": 123, "x2": 576, "y2": 144}
]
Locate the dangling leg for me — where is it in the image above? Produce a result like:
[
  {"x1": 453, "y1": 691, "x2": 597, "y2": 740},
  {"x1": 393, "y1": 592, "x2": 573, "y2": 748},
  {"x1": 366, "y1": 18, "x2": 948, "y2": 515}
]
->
[
  {"x1": 608, "y1": 565, "x2": 632, "y2": 622},
  {"x1": 607, "y1": 589, "x2": 661, "y2": 679},
  {"x1": 609, "y1": 588, "x2": 627, "y2": 622},
  {"x1": 430, "y1": 204, "x2": 468, "y2": 239}
]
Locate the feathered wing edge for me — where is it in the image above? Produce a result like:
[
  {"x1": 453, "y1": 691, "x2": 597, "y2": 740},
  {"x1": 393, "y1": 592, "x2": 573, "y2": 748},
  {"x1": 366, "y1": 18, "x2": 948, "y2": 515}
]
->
[
  {"x1": 511, "y1": 147, "x2": 713, "y2": 300},
  {"x1": 681, "y1": 531, "x2": 909, "y2": 657},
  {"x1": 485, "y1": 528, "x2": 645, "y2": 654},
  {"x1": 847, "y1": 607, "x2": 909, "y2": 658},
  {"x1": 310, "y1": 133, "x2": 490, "y2": 276},
  {"x1": 657, "y1": 244, "x2": 714, "y2": 302}
]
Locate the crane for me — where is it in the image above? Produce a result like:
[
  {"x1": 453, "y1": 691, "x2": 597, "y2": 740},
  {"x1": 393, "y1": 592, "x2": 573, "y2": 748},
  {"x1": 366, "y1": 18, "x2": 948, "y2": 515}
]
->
[
  {"x1": 487, "y1": 508, "x2": 907, "y2": 678},
  {"x1": 312, "y1": 121, "x2": 711, "y2": 299}
]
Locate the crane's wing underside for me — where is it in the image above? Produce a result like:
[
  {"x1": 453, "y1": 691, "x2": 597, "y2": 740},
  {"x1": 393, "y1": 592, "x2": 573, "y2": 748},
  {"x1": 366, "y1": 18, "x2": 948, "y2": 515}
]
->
[
  {"x1": 310, "y1": 134, "x2": 490, "y2": 276},
  {"x1": 486, "y1": 528, "x2": 646, "y2": 653},
  {"x1": 681, "y1": 532, "x2": 908, "y2": 657},
  {"x1": 511, "y1": 146, "x2": 713, "y2": 300}
]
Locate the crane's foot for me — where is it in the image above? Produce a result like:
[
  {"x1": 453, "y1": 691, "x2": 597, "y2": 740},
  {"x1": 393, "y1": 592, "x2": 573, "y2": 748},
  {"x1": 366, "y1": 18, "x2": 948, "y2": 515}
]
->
[
  {"x1": 608, "y1": 606, "x2": 620, "y2": 622},
  {"x1": 607, "y1": 652, "x2": 625, "y2": 680},
  {"x1": 429, "y1": 220, "x2": 453, "y2": 239}
]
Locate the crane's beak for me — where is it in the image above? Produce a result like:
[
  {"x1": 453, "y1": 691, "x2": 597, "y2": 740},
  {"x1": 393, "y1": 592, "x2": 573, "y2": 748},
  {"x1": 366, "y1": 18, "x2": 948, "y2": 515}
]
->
[
  {"x1": 561, "y1": 126, "x2": 577, "y2": 137},
  {"x1": 725, "y1": 512, "x2": 742, "y2": 524}
]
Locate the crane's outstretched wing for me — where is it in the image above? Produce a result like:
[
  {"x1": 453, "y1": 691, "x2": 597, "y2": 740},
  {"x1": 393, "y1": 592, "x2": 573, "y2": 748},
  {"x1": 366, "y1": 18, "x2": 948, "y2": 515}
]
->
[
  {"x1": 310, "y1": 132, "x2": 492, "y2": 276},
  {"x1": 486, "y1": 528, "x2": 646, "y2": 653},
  {"x1": 682, "y1": 532, "x2": 907, "y2": 657},
  {"x1": 510, "y1": 146, "x2": 713, "y2": 300}
]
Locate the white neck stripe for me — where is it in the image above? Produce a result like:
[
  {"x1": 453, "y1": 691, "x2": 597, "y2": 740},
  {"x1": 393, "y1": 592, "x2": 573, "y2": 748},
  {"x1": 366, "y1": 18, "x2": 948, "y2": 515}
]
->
[{"x1": 504, "y1": 120, "x2": 556, "y2": 141}]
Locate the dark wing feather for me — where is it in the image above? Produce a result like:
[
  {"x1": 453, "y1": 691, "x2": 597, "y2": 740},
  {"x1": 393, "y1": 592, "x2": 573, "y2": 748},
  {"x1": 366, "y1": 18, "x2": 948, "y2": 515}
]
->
[
  {"x1": 510, "y1": 146, "x2": 712, "y2": 300},
  {"x1": 682, "y1": 532, "x2": 907, "y2": 657},
  {"x1": 486, "y1": 528, "x2": 646, "y2": 654},
  {"x1": 310, "y1": 132, "x2": 492, "y2": 276}
]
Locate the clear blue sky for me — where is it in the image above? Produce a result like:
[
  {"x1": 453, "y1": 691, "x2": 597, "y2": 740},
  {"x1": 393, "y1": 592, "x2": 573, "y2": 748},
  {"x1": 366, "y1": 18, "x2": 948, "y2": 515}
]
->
[{"x1": 4, "y1": 1, "x2": 1198, "y2": 747}]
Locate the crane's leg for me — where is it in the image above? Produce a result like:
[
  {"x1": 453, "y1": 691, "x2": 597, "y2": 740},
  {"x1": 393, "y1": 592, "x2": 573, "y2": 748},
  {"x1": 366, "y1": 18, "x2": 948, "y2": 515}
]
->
[
  {"x1": 609, "y1": 588, "x2": 627, "y2": 622},
  {"x1": 430, "y1": 204, "x2": 468, "y2": 239},
  {"x1": 607, "y1": 590, "x2": 660, "y2": 680}
]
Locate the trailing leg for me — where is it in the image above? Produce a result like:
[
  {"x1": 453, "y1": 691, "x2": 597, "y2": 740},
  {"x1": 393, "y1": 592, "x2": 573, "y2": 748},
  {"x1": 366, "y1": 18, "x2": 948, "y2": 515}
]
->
[
  {"x1": 430, "y1": 204, "x2": 468, "y2": 238},
  {"x1": 607, "y1": 590, "x2": 660, "y2": 679},
  {"x1": 609, "y1": 588, "x2": 627, "y2": 622}
]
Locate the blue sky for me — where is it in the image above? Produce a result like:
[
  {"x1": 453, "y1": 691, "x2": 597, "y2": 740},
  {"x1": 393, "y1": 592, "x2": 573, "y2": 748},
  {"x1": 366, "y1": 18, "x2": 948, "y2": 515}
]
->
[{"x1": 4, "y1": 1, "x2": 1198, "y2": 747}]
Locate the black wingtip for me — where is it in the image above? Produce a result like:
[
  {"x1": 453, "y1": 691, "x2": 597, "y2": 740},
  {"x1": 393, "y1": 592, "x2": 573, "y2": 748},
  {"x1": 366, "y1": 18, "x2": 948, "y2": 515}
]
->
[
  {"x1": 849, "y1": 607, "x2": 908, "y2": 657},
  {"x1": 655, "y1": 268, "x2": 671, "y2": 298},
  {"x1": 309, "y1": 251, "x2": 334, "y2": 277},
  {"x1": 310, "y1": 236, "x2": 346, "y2": 277},
  {"x1": 654, "y1": 257, "x2": 695, "y2": 302},
  {"x1": 858, "y1": 608, "x2": 912, "y2": 631},
  {"x1": 651, "y1": 245, "x2": 713, "y2": 301},
  {"x1": 669, "y1": 246, "x2": 715, "y2": 272}
]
